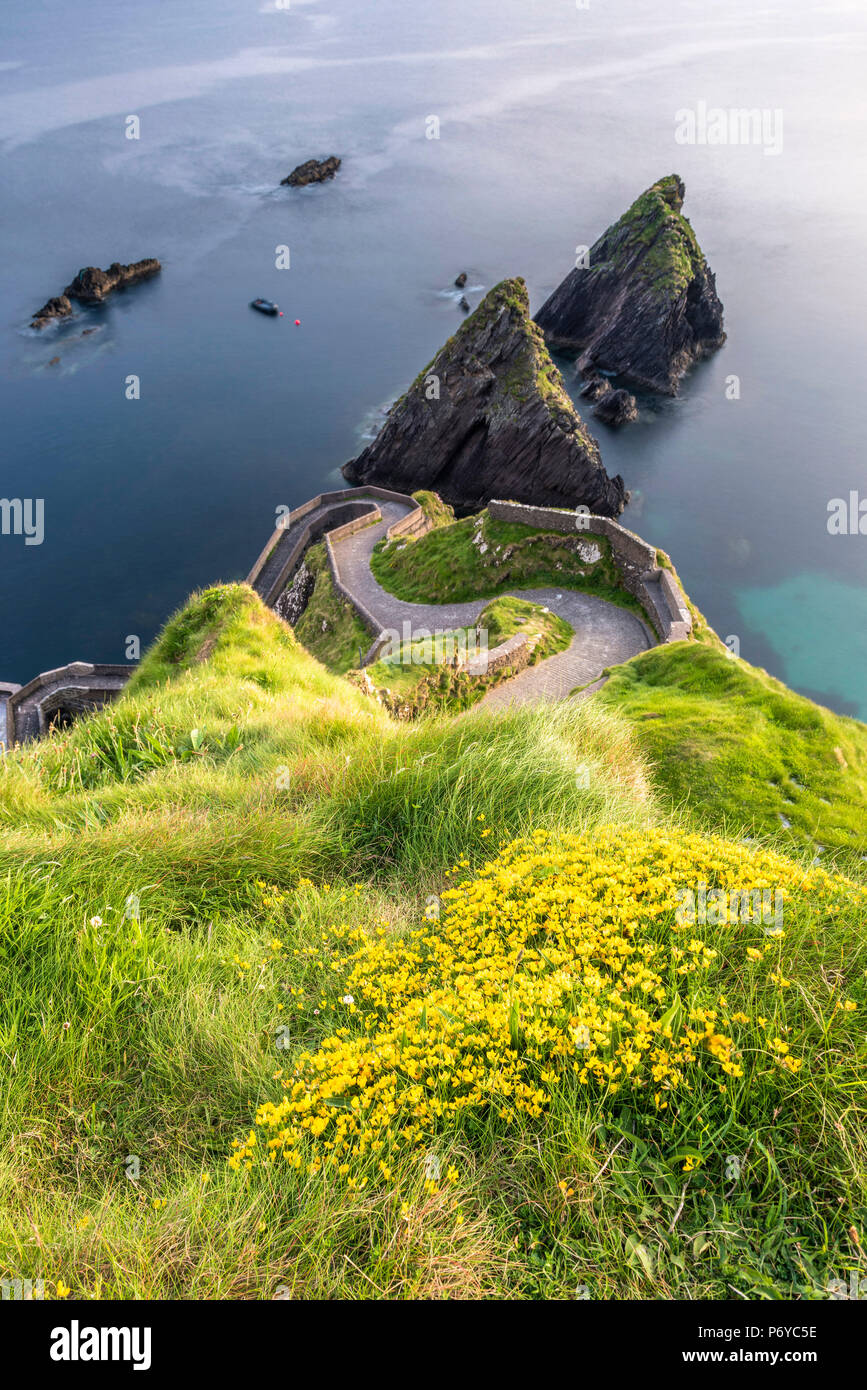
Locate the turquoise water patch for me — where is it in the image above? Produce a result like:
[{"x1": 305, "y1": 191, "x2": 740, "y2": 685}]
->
[{"x1": 736, "y1": 576, "x2": 867, "y2": 721}]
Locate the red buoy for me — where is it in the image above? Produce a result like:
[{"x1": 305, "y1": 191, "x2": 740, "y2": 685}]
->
[
  {"x1": 279, "y1": 311, "x2": 284, "y2": 316},
  {"x1": 294, "y1": 319, "x2": 301, "y2": 326}
]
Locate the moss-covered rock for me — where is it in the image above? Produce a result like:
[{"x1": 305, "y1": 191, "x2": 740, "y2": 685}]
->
[
  {"x1": 343, "y1": 278, "x2": 626, "y2": 515},
  {"x1": 535, "y1": 176, "x2": 725, "y2": 395}
]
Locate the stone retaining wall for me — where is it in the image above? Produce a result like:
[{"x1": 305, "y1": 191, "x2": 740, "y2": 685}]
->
[
  {"x1": 321, "y1": 495, "x2": 434, "y2": 665},
  {"x1": 323, "y1": 526, "x2": 388, "y2": 663},
  {"x1": 246, "y1": 486, "x2": 428, "y2": 611},
  {"x1": 386, "y1": 505, "x2": 430, "y2": 542},
  {"x1": 470, "y1": 632, "x2": 531, "y2": 677},
  {"x1": 0, "y1": 682, "x2": 21, "y2": 751},
  {"x1": 7, "y1": 662, "x2": 133, "y2": 743},
  {"x1": 487, "y1": 500, "x2": 692, "y2": 643},
  {"x1": 248, "y1": 499, "x2": 378, "y2": 607}
]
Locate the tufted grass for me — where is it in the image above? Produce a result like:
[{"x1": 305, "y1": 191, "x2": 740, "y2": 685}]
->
[
  {"x1": 0, "y1": 583, "x2": 864, "y2": 1300},
  {"x1": 600, "y1": 642, "x2": 867, "y2": 871}
]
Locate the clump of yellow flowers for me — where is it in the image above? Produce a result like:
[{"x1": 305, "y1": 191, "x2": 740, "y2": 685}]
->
[{"x1": 232, "y1": 827, "x2": 861, "y2": 1182}]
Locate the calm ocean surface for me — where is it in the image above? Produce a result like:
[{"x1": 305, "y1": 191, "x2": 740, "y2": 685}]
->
[{"x1": 1, "y1": 0, "x2": 865, "y2": 716}]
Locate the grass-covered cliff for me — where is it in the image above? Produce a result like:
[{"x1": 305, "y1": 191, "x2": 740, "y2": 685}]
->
[
  {"x1": 1, "y1": 583, "x2": 865, "y2": 1301},
  {"x1": 535, "y1": 175, "x2": 726, "y2": 394}
]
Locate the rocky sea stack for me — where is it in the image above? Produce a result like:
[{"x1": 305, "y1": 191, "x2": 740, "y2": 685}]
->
[
  {"x1": 281, "y1": 156, "x2": 341, "y2": 187},
  {"x1": 30, "y1": 258, "x2": 161, "y2": 328},
  {"x1": 342, "y1": 278, "x2": 626, "y2": 516},
  {"x1": 535, "y1": 176, "x2": 725, "y2": 395}
]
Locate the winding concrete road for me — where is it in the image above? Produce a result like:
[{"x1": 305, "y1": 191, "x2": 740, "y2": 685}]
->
[{"x1": 332, "y1": 500, "x2": 654, "y2": 706}]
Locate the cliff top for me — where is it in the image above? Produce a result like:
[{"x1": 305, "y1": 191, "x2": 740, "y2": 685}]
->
[{"x1": 593, "y1": 174, "x2": 705, "y2": 300}]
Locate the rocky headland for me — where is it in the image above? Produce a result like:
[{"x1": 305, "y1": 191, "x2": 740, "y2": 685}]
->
[
  {"x1": 30, "y1": 258, "x2": 161, "y2": 328},
  {"x1": 535, "y1": 175, "x2": 725, "y2": 395},
  {"x1": 281, "y1": 156, "x2": 341, "y2": 187},
  {"x1": 342, "y1": 278, "x2": 626, "y2": 516}
]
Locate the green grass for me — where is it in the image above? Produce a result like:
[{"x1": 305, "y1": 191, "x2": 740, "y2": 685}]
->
[
  {"x1": 411, "y1": 489, "x2": 456, "y2": 531},
  {"x1": 598, "y1": 175, "x2": 705, "y2": 302},
  {"x1": 600, "y1": 641, "x2": 867, "y2": 868},
  {"x1": 291, "y1": 542, "x2": 372, "y2": 674},
  {"x1": 362, "y1": 596, "x2": 573, "y2": 714},
  {"x1": 371, "y1": 509, "x2": 650, "y2": 627},
  {"x1": 1, "y1": 581, "x2": 864, "y2": 1301}
]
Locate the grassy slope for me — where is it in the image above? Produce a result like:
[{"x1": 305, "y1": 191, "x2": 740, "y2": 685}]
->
[
  {"x1": 371, "y1": 510, "x2": 650, "y2": 626},
  {"x1": 600, "y1": 642, "x2": 867, "y2": 869},
  {"x1": 363, "y1": 596, "x2": 573, "y2": 713},
  {"x1": 0, "y1": 584, "x2": 653, "y2": 1299},
  {"x1": 1, "y1": 585, "x2": 865, "y2": 1301},
  {"x1": 291, "y1": 542, "x2": 371, "y2": 674},
  {"x1": 411, "y1": 489, "x2": 456, "y2": 530}
]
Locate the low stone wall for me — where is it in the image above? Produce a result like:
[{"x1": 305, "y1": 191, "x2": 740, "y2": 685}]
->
[
  {"x1": 37, "y1": 685, "x2": 120, "y2": 730},
  {"x1": 386, "y1": 505, "x2": 430, "y2": 542},
  {"x1": 0, "y1": 682, "x2": 21, "y2": 751},
  {"x1": 8, "y1": 662, "x2": 133, "y2": 743},
  {"x1": 323, "y1": 529, "x2": 387, "y2": 661},
  {"x1": 487, "y1": 500, "x2": 692, "y2": 643},
  {"x1": 246, "y1": 486, "x2": 421, "y2": 593},
  {"x1": 353, "y1": 628, "x2": 533, "y2": 719},
  {"x1": 322, "y1": 496, "x2": 436, "y2": 665},
  {"x1": 471, "y1": 632, "x2": 531, "y2": 677},
  {"x1": 248, "y1": 499, "x2": 380, "y2": 607}
]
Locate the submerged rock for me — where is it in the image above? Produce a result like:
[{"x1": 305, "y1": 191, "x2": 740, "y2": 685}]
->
[
  {"x1": 31, "y1": 259, "x2": 161, "y2": 327},
  {"x1": 281, "y1": 156, "x2": 341, "y2": 187},
  {"x1": 592, "y1": 387, "x2": 639, "y2": 427},
  {"x1": 342, "y1": 277, "x2": 626, "y2": 516},
  {"x1": 535, "y1": 175, "x2": 725, "y2": 395},
  {"x1": 30, "y1": 295, "x2": 72, "y2": 329},
  {"x1": 577, "y1": 369, "x2": 611, "y2": 403}
]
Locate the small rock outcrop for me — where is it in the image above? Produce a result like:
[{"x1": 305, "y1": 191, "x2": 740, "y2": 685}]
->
[
  {"x1": 32, "y1": 295, "x2": 73, "y2": 328},
  {"x1": 454, "y1": 272, "x2": 468, "y2": 288},
  {"x1": 535, "y1": 176, "x2": 725, "y2": 395},
  {"x1": 592, "y1": 387, "x2": 638, "y2": 427},
  {"x1": 342, "y1": 277, "x2": 626, "y2": 516},
  {"x1": 281, "y1": 156, "x2": 341, "y2": 187},
  {"x1": 577, "y1": 370, "x2": 611, "y2": 403},
  {"x1": 31, "y1": 259, "x2": 161, "y2": 328},
  {"x1": 275, "y1": 562, "x2": 315, "y2": 626}
]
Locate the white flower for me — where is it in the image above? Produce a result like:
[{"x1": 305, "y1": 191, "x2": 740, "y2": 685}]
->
[
  {"x1": 342, "y1": 995, "x2": 355, "y2": 1006},
  {"x1": 89, "y1": 916, "x2": 102, "y2": 928}
]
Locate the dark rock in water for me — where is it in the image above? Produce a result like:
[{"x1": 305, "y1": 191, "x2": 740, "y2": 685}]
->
[
  {"x1": 535, "y1": 175, "x2": 725, "y2": 395},
  {"x1": 458, "y1": 295, "x2": 470, "y2": 312},
  {"x1": 82, "y1": 328, "x2": 97, "y2": 336},
  {"x1": 342, "y1": 277, "x2": 626, "y2": 516},
  {"x1": 592, "y1": 387, "x2": 638, "y2": 427},
  {"x1": 64, "y1": 259, "x2": 161, "y2": 303},
  {"x1": 281, "y1": 156, "x2": 341, "y2": 187},
  {"x1": 48, "y1": 356, "x2": 60, "y2": 366},
  {"x1": 454, "y1": 272, "x2": 468, "y2": 288},
  {"x1": 577, "y1": 369, "x2": 611, "y2": 403},
  {"x1": 30, "y1": 295, "x2": 72, "y2": 329},
  {"x1": 31, "y1": 259, "x2": 161, "y2": 327}
]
